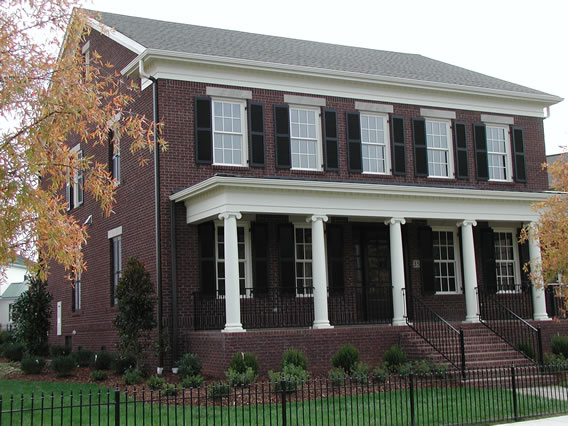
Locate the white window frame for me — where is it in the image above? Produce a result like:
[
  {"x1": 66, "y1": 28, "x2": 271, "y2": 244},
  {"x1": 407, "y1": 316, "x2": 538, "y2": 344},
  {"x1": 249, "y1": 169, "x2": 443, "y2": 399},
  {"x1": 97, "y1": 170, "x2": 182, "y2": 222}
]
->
[
  {"x1": 431, "y1": 227, "x2": 462, "y2": 294},
  {"x1": 493, "y1": 228, "x2": 521, "y2": 293},
  {"x1": 289, "y1": 105, "x2": 323, "y2": 171},
  {"x1": 73, "y1": 272, "x2": 81, "y2": 311},
  {"x1": 211, "y1": 98, "x2": 248, "y2": 167},
  {"x1": 214, "y1": 221, "x2": 253, "y2": 298},
  {"x1": 108, "y1": 226, "x2": 123, "y2": 306},
  {"x1": 82, "y1": 41, "x2": 90, "y2": 81},
  {"x1": 359, "y1": 112, "x2": 391, "y2": 175},
  {"x1": 425, "y1": 119, "x2": 454, "y2": 178},
  {"x1": 294, "y1": 224, "x2": 314, "y2": 297},
  {"x1": 486, "y1": 124, "x2": 513, "y2": 182},
  {"x1": 111, "y1": 128, "x2": 120, "y2": 185},
  {"x1": 66, "y1": 144, "x2": 83, "y2": 210}
]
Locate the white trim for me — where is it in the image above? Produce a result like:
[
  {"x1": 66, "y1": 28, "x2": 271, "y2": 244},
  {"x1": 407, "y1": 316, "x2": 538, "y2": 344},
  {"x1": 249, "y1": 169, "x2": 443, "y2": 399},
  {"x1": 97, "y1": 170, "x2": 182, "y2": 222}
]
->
[
  {"x1": 107, "y1": 226, "x2": 123, "y2": 239},
  {"x1": 486, "y1": 124, "x2": 513, "y2": 182},
  {"x1": 425, "y1": 118, "x2": 454, "y2": 178},
  {"x1": 81, "y1": 40, "x2": 90, "y2": 54},
  {"x1": 284, "y1": 94, "x2": 326, "y2": 107},
  {"x1": 87, "y1": 17, "x2": 145, "y2": 54},
  {"x1": 359, "y1": 112, "x2": 391, "y2": 175},
  {"x1": 481, "y1": 114, "x2": 514, "y2": 125},
  {"x1": 355, "y1": 102, "x2": 393, "y2": 114},
  {"x1": 56, "y1": 301, "x2": 62, "y2": 336},
  {"x1": 289, "y1": 105, "x2": 323, "y2": 171},
  {"x1": 420, "y1": 108, "x2": 456, "y2": 120},
  {"x1": 211, "y1": 98, "x2": 248, "y2": 167},
  {"x1": 206, "y1": 87, "x2": 252, "y2": 99}
]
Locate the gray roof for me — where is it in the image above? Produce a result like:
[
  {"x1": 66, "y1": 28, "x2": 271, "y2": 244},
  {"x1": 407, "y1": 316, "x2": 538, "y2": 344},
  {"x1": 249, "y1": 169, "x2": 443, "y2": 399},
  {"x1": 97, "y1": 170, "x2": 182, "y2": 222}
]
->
[
  {"x1": 1, "y1": 282, "x2": 27, "y2": 299},
  {"x1": 92, "y1": 10, "x2": 555, "y2": 98}
]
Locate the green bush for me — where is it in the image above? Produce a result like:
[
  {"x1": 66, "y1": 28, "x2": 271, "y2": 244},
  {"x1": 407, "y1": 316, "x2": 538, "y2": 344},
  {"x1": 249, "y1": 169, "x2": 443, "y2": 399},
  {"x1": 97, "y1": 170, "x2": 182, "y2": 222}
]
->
[
  {"x1": 225, "y1": 367, "x2": 256, "y2": 386},
  {"x1": 229, "y1": 352, "x2": 259, "y2": 375},
  {"x1": 114, "y1": 354, "x2": 137, "y2": 375},
  {"x1": 516, "y1": 341, "x2": 536, "y2": 360},
  {"x1": 3, "y1": 342, "x2": 25, "y2": 361},
  {"x1": 431, "y1": 363, "x2": 449, "y2": 379},
  {"x1": 163, "y1": 384, "x2": 178, "y2": 396},
  {"x1": 281, "y1": 347, "x2": 307, "y2": 370},
  {"x1": 73, "y1": 349, "x2": 94, "y2": 367},
  {"x1": 21, "y1": 356, "x2": 45, "y2": 375},
  {"x1": 331, "y1": 344, "x2": 359, "y2": 372},
  {"x1": 123, "y1": 368, "x2": 144, "y2": 385},
  {"x1": 147, "y1": 375, "x2": 166, "y2": 391},
  {"x1": 412, "y1": 360, "x2": 433, "y2": 375},
  {"x1": 269, "y1": 364, "x2": 310, "y2": 392},
  {"x1": 382, "y1": 345, "x2": 408, "y2": 370},
  {"x1": 181, "y1": 375, "x2": 204, "y2": 388},
  {"x1": 0, "y1": 330, "x2": 13, "y2": 344},
  {"x1": 328, "y1": 367, "x2": 347, "y2": 387},
  {"x1": 51, "y1": 355, "x2": 76, "y2": 377},
  {"x1": 209, "y1": 382, "x2": 232, "y2": 399},
  {"x1": 351, "y1": 361, "x2": 371, "y2": 384},
  {"x1": 93, "y1": 351, "x2": 114, "y2": 371},
  {"x1": 177, "y1": 353, "x2": 202, "y2": 378},
  {"x1": 50, "y1": 344, "x2": 70, "y2": 357},
  {"x1": 551, "y1": 335, "x2": 568, "y2": 358},
  {"x1": 543, "y1": 353, "x2": 568, "y2": 372},
  {"x1": 397, "y1": 363, "x2": 413, "y2": 378},
  {"x1": 91, "y1": 370, "x2": 108, "y2": 382},
  {"x1": 372, "y1": 365, "x2": 389, "y2": 384}
]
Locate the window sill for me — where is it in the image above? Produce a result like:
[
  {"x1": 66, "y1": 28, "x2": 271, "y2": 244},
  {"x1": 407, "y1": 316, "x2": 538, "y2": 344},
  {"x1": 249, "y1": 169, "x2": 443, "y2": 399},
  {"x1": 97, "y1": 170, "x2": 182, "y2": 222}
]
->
[
  {"x1": 362, "y1": 171, "x2": 391, "y2": 176},
  {"x1": 434, "y1": 292, "x2": 462, "y2": 296},
  {"x1": 213, "y1": 163, "x2": 248, "y2": 168},
  {"x1": 291, "y1": 168, "x2": 323, "y2": 172}
]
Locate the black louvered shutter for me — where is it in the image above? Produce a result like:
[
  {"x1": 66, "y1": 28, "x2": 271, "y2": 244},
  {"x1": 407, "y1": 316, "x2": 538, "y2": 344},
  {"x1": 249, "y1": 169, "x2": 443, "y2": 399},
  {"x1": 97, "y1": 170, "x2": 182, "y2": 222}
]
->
[
  {"x1": 274, "y1": 105, "x2": 291, "y2": 168},
  {"x1": 195, "y1": 97, "x2": 212, "y2": 164},
  {"x1": 278, "y1": 223, "x2": 295, "y2": 294},
  {"x1": 71, "y1": 284, "x2": 76, "y2": 312},
  {"x1": 412, "y1": 118, "x2": 428, "y2": 177},
  {"x1": 517, "y1": 228, "x2": 530, "y2": 290},
  {"x1": 248, "y1": 103, "x2": 265, "y2": 167},
  {"x1": 512, "y1": 128, "x2": 527, "y2": 183},
  {"x1": 454, "y1": 122, "x2": 469, "y2": 179},
  {"x1": 198, "y1": 222, "x2": 216, "y2": 296},
  {"x1": 391, "y1": 116, "x2": 406, "y2": 175},
  {"x1": 323, "y1": 109, "x2": 339, "y2": 171},
  {"x1": 346, "y1": 111, "x2": 362, "y2": 172},
  {"x1": 251, "y1": 222, "x2": 268, "y2": 295},
  {"x1": 480, "y1": 227, "x2": 497, "y2": 293},
  {"x1": 327, "y1": 225, "x2": 344, "y2": 294},
  {"x1": 473, "y1": 124, "x2": 489, "y2": 180},
  {"x1": 419, "y1": 226, "x2": 435, "y2": 293}
]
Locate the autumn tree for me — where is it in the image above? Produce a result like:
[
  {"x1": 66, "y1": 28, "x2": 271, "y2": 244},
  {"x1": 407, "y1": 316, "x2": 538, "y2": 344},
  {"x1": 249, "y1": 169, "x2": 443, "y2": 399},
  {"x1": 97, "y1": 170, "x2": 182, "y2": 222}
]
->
[{"x1": 0, "y1": 0, "x2": 163, "y2": 281}]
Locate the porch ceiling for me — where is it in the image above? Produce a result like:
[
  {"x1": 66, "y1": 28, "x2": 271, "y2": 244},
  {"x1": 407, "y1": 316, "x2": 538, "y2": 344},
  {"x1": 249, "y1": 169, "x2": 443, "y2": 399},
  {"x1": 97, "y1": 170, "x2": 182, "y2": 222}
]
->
[{"x1": 169, "y1": 176, "x2": 550, "y2": 224}]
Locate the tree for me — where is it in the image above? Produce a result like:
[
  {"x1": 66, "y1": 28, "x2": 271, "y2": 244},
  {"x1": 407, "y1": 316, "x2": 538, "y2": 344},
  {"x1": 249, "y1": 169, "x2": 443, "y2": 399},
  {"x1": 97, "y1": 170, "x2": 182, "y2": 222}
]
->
[
  {"x1": 11, "y1": 274, "x2": 53, "y2": 355},
  {"x1": 0, "y1": 1, "x2": 164, "y2": 281},
  {"x1": 113, "y1": 257, "x2": 156, "y2": 364}
]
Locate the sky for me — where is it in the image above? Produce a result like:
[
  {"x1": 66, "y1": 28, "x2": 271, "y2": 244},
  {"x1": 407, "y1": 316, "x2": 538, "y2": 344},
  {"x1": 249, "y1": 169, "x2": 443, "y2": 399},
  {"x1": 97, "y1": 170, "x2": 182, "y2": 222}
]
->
[{"x1": 87, "y1": 0, "x2": 567, "y2": 155}]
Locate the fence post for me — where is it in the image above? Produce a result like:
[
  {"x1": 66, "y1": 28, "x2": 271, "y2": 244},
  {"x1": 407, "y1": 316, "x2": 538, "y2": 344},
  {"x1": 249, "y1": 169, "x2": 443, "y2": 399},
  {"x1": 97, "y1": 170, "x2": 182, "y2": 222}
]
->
[
  {"x1": 409, "y1": 373, "x2": 415, "y2": 426},
  {"x1": 280, "y1": 380, "x2": 287, "y2": 426},
  {"x1": 511, "y1": 366, "x2": 518, "y2": 421},
  {"x1": 459, "y1": 328, "x2": 466, "y2": 379},
  {"x1": 114, "y1": 387, "x2": 120, "y2": 426},
  {"x1": 537, "y1": 326, "x2": 544, "y2": 365}
]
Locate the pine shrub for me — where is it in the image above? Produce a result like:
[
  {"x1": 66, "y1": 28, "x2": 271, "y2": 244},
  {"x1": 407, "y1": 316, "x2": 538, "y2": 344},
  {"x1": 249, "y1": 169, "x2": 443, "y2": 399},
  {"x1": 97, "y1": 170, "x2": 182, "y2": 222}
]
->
[
  {"x1": 93, "y1": 351, "x2": 114, "y2": 371},
  {"x1": 281, "y1": 347, "x2": 307, "y2": 370},
  {"x1": 382, "y1": 345, "x2": 408, "y2": 370},
  {"x1": 551, "y1": 335, "x2": 568, "y2": 358},
  {"x1": 3, "y1": 342, "x2": 25, "y2": 361},
  {"x1": 50, "y1": 344, "x2": 70, "y2": 357},
  {"x1": 122, "y1": 368, "x2": 144, "y2": 385},
  {"x1": 331, "y1": 344, "x2": 359, "y2": 372},
  {"x1": 91, "y1": 370, "x2": 108, "y2": 382},
  {"x1": 177, "y1": 353, "x2": 202, "y2": 378},
  {"x1": 73, "y1": 349, "x2": 94, "y2": 367},
  {"x1": 229, "y1": 352, "x2": 259, "y2": 375},
  {"x1": 21, "y1": 356, "x2": 45, "y2": 375},
  {"x1": 51, "y1": 355, "x2": 76, "y2": 377},
  {"x1": 181, "y1": 375, "x2": 204, "y2": 388}
]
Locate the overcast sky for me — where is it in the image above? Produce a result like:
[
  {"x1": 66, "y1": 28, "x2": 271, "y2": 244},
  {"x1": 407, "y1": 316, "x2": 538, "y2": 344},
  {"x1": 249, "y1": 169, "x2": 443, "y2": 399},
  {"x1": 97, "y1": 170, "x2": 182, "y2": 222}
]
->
[{"x1": 87, "y1": 0, "x2": 567, "y2": 155}]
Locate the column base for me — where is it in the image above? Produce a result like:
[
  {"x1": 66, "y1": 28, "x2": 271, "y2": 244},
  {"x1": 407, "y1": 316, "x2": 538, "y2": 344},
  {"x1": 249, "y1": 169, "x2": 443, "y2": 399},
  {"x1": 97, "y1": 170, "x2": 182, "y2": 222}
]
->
[
  {"x1": 392, "y1": 318, "x2": 407, "y2": 326},
  {"x1": 464, "y1": 316, "x2": 480, "y2": 323},
  {"x1": 533, "y1": 314, "x2": 551, "y2": 321},
  {"x1": 312, "y1": 320, "x2": 333, "y2": 329},
  {"x1": 222, "y1": 324, "x2": 246, "y2": 333}
]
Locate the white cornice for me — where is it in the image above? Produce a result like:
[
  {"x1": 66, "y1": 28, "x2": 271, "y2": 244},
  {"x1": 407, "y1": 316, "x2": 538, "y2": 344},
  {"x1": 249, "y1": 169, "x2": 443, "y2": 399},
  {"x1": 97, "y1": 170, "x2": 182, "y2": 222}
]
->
[{"x1": 87, "y1": 17, "x2": 145, "y2": 55}]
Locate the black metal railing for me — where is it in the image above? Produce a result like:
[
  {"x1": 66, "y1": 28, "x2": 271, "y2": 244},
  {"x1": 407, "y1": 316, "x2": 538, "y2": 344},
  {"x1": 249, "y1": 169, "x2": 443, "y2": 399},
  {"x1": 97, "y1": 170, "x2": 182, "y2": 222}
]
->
[
  {"x1": 479, "y1": 287, "x2": 543, "y2": 364},
  {"x1": 404, "y1": 292, "x2": 466, "y2": 378},
  {"x1": 329, "y1": 285, "x2": 393, "y2": 326},
  {"x1": 546, "y1": 283, "x2": 567, "y2": 319}
]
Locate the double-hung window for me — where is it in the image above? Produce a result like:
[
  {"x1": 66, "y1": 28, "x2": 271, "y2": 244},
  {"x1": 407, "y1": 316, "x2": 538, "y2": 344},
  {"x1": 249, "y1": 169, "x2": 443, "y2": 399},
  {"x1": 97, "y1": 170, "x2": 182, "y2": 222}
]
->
[
  {"x1": 425, "y1": 120, "x2": 453, "y2": 178},
  {"x1": 290, "y1": 106, "x2": 322, "y2": 170},
  {"x1": 66, "y1": 144, "x2": 83, "y2": 210},
  {"x1": 212, "y1": 99, "x2": 247, "y2": 166},
  {"x1": 486, "y1": 125, "x2": 512, "y2": 181},
  {"x1": 294, "y1": 226, "x2": 313, "y2": 296},
  {"x1": 494, "y1": 230, "x2": 520, "y2": 292},
  {"x1": 72, "y1": 273, "x2": 81, "y2": 312},
  {"x1": 360, "y1": 113, "x2": 390, "y2": 174},
  {"x1": 432, "y1": 229, "x2": 461, "y2": 293},
  {"x1": 215, "y1": 222, "x2": 252, "y2": 297},
  {"x1": 108, "y1": 226, "x2": 122, "y2": 306},
  {"x1": 109, "y1": 129, "x2": 120, "y2": 184}
]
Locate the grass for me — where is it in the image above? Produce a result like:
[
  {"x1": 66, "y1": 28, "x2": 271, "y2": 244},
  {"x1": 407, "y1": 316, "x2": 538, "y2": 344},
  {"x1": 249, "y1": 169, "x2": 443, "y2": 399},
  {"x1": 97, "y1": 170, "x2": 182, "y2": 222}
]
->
[{"x1": 0, "y1": 380, "x2": 566, "y2": 425}]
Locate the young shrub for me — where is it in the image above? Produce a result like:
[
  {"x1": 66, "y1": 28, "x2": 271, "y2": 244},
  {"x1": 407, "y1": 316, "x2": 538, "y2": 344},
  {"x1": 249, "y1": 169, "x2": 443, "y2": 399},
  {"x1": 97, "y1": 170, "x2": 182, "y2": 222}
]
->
[
  {"x1": 21, "y1": 356, "x2": 45, "y2": 375},
  {"x1": 181, "y1": 375, "x2": 204, "y2": 388},
  {"x1": 328, "y1": 367, "x2": 347, "y2": 387},
  {"x1": 225, "y1": 367, "x2": 257, "y2": 386},
  {"x1": 351, "y1": 361, "x2": 371, "y2": 384},
  {"x1": 50, "y1": 344, "x2": 70, "y2": 357},
  {"x1": 331, "y1": 344, "x2": 360, "y2": 372},
  {"x1": 177, "y1": 353, "x2": 202, "y2": 378},
  {"x1": 72, "y1": 349, "x2": 94, "y2": 367},
  {"x1": 114, "y1": 354, "x2": 137, "y2": 375},
  {"x1": 209, "y1": 382, "x2": 232, "y2": 399},
  {"x1": 412, "y1": 360, "x2": 433, "y2": 375},
  {"x1": 93, "y1": 351, "x2": 114, "y2": 371},
  {"x1": 122, "y1": 368, "x2": 144, "y2": 385},
  {"x1": 281, "y1": 347, "x2": 307, "y2": 370},
  {"x1": 551, "y1": 335, "x2": 568, "y2": 359},
  {"x1": 91, "y1": 370, "x2": 108, "y2": 382},
  {"x1": 0, "y1": 330, "x2": 13, "y2": 344},
  {"x1": 516, "y1": 341, "x2": 536, "y2": 360},
  {"x1": 372, "y1": 365, "x2": 389, "y2": 384},
  {"x1": 163, "y1": 384, "x2": 178, "y2": 396},
  {"x1": 147, "y1": 375, "x2": 166, "y2": 391},
  {"x1": 269, "y1": 364, "x2": 310, "y2": 392},
  {"x1": 396, "y1": 363, "x2": 413, "y2": 378},
  {"x1": 229, "y1": 352, "x2": 259, "y2": 375},
  {"x1": 382, "y1": 345, "x2": 408, "y2": 371},
  {"x1": 51, "y1": 355, "x2": 76, "y2": 377},
  {"x1": 543, "y1": 353, "x2": 567, "y2": 372},
  {"x1": 3, "y1": 342, "x2": 25, "y2": 361},
  {"x1": 431, "y1": 363, "x2": 449, "y2": 379}
]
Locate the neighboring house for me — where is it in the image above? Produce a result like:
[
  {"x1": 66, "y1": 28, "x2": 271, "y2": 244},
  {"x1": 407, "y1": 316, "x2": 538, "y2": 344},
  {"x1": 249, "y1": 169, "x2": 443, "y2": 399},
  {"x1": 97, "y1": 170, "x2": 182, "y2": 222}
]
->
[
  {"x1": 0, "y1": 257, "x2": 29, "y2": 329},
  {"x1": 47, "y1": 9, "x2": 566, "y2": 376}
]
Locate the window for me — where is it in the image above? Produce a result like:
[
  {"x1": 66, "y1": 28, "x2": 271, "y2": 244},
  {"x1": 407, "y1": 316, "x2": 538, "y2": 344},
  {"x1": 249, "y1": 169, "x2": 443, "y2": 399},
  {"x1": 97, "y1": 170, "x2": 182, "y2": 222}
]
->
[
  {"x1": 111, "y1": 235, "x2": 122, "y2": 305},
  {"x1": 486, "y1": 125, "x2": 512, "y2": 181},
  {"x1": 66, "y1": 145, "x2": 83, "y2": 210},
  {"x1": 212, "y1": 99, "x2": 247, "y2": 166},
  {"x1": 494, "y1": 231, "x2": 520, "y2": 292},
  {"x1": 290, "y1": 106, "x2": 322, "y2": 170},
  {"x1": 360, "y1": 113, "x2": 390, "y2": 174},
  {"x1": 426, "y1": 120, "x2": 453, "y2": 178},
  {"x1": 295, "y1": 226, "x2": 313, "y2": 296},
  {"x1": 82, "y1": 41, "x2": 90, "y2": 81},
  {"x1": 215, "y1": 223, "x2": 252, "y2": 297},
  {"x1": 432, "y1": 229, "x2": 461, "y2": 293},
  {"x1": 109, "y1": 129, "x2": 120, "y2": 184},
  {"x1": 8, "y1": 304, "x2": 13, "y2": 321},
  {"x1": 72, "y1": 273, "x2": 81, "y2": 312}
]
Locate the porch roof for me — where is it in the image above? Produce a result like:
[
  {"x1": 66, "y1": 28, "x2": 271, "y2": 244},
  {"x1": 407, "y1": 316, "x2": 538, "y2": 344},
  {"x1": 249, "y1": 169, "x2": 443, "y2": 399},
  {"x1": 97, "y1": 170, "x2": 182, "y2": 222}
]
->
[{"x1": 170, "y1": 176, "x2": 550, "y2": 224}]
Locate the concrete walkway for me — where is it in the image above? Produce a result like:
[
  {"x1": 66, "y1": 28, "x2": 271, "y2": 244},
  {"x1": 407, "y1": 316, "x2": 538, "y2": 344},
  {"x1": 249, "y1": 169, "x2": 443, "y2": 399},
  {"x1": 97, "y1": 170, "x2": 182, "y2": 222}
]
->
[{"x1": 498, "y1": 415, "x2": 568, "y2": 425}]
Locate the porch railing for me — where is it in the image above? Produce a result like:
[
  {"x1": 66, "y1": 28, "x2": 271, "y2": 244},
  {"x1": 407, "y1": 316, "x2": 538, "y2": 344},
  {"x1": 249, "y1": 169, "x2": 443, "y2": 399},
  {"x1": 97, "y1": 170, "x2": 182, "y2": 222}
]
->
[
  {"x1": 404, "y1": 291, "x2": 466, "y2": 378},
  {"x1": 479, "y1": 286, "x2": 543, "y2": 364}
]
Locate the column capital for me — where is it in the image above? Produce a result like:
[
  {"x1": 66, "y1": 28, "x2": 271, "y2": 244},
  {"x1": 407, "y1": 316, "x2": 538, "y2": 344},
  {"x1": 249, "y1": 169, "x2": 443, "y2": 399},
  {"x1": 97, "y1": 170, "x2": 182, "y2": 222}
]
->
[
  {"x1": 306, "y1": 214, "x2": 328, "y2": 224},
  {"x1": 457, "y1": 220, "x2": 477, "y2": 228},
  {"x1": 218, "y1": 211, "x2": 242, "y2": 221},
  {"x1": 385, "y1": 217, "x2": 406, "y2": 226}
]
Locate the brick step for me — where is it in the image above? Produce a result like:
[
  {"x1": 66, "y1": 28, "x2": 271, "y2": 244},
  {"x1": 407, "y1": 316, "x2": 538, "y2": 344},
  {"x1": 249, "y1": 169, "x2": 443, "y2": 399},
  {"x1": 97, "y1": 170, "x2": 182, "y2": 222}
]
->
[
  {"x1": 461, "y1": 374, "x2": 558, "y2": 388},
  {"x1": 465, "y1": 359, "x2": 535, "y2": 369}
]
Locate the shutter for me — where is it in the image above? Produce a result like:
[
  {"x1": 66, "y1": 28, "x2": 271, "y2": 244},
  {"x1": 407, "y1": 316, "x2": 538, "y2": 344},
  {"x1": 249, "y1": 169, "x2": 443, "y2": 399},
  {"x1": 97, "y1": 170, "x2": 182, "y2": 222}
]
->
[
  {"x1": 195, "y1": 97, "x2": 212, "y2": 164},
  {"x1": 248, "y1": 102, "x2": 265, "y2": 167},
  {"x1": 512, "y1": 128, "x2": 527, "y2": 183},
  {"x1": 323, "y1": 109, "x2": 339, "y2": 171},
  {"x1": 391, "y1": 115, "x2": 406, "y2": 176},
  {"x1": 327, "y1": 225, "x2": 344, "y2": 294},
  {"x1": 412, "y1": 118, "x2": 428, "y2": 177},
  {"x1": 71, "y1": 282, "x2": 76, "y2": 312},
  {"x1": 274, "y1": 105, "x2": 291, "y2": 168},
  {"x1": 454, "y1": 122, "x2": 469, "y2": 179},
  {"x1": 517, "y1": 228, "x2": 530, "y2": 289},
  {"x1": 418, "y1": 226, "x2": 435, "y2": 293},
  {"x1": 480, "y1": 227, "x2": 497, "y2": 293},
  {"x1": 346, "y1": 111, "x2": 362, "y2": 172},
  {"x1": 278, "y1": 223, "x2": 295, "y2": 295},
  {"x1": 198, "y1": 222, "x2": 216, "y2": 296},
  {"x1": 251, "y1": 222, "x2": 268, "y2": 294},
  {"x1": 473, "y1": 124, "x2": 489, "y2": 180}
]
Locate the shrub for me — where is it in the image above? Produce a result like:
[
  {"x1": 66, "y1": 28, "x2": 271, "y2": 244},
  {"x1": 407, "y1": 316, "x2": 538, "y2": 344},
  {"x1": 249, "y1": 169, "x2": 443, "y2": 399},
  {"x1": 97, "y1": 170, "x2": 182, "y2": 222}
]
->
[
  {"x1": 351, "y1": 361, "x2": 371, "y2": 384},
  {"x1": 163, "y1": 384, "x2": 178, "y2": 396},
  {"x1": 331, "y1": 344, "x2": 359, "y2": 372},
  {"x1": 21, "y1": 356, "x2": 45, "y2": 375},
  {"x1": 0, "y1": 330, "x2": 13, "y2": 344},
  {"x1": 372, "y1": 365, "x2": 389, "y2": 384},
  {"x1": 543, "y1": 353, "x2": 567, "y2": 372},
  {"x1": 123, "y1": 368, "x2": 144, "y2": 385},
  {"x1": 551, "y1": 335, "x2": 568, "y2": 359},
  {"x1": 209, "y1": 382, "x2": 232, "y2": 399},
  {"x1": 177, "y1": 353, "x2": 202, "y2": 378},
  {"x1": 281, "y1": 347, "x2": 307, "y2": 370},
  {"x1": 382, "y1": 345, "x2": 408, "y2": 370},
  {"x1": 225, "y1": 367, "x2": 256, "y2": 386},
  {"x1": 114, "y1": 354, "x2": 137, "y2": 375},
  {"x1": 328, "y1": 367, "x2": 347, "y2": 387},
  {"x1": 50, "y1": 344, "x2": 70, "y2": 357},
  {"x1": 3, "y1": 342, "x2": 25, "y2": 361},
  {"x1": 269, "y1": 364, "x2": 310, "y2": 392},
  {"x1": 229, "y1": 352, "x2": 259, "y2": 375},
  {"x1": 91, "y1": 370, "x2": 108, "y2": 382},
  {"x1": 412, "y1": 360, "x2": 433, "y2": 375},
  {"x1": 51, "y1": 355, "x2": 76, "y2": 377},
  {"x1": 181, "y1": 375, "x2": 204, "y2": 388},
  {"x1": 431, "y1": 363, "x2": 448, "y2": 379},
  {"x1": 516, "y1": 341, "x2": 536, "y2": 360},
  {"x1": 93, "y1": 351, "x2": 114, "y2": 371},
  {"x1": 397, "y1": 363, "x2": 413, "y2": 378},
  {"x1": 72, "y1": 349, "x2": 94, "y2": 367},
  {"x1": 147, "y1": 375, "x2": 166, "y2": 391}
]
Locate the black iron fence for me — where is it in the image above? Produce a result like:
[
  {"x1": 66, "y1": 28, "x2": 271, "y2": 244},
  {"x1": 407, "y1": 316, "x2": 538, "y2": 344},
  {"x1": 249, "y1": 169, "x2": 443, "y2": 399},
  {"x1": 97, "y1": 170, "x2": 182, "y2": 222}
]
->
[{"x1": 2, "y1": 365, "x2": 568, "y2": 425}]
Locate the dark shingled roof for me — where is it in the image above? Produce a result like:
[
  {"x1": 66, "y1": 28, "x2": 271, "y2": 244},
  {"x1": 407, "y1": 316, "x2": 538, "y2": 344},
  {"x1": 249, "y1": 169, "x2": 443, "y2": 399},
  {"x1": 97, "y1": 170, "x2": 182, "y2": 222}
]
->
[{"x1": 92, "y1": 10, "x2": 553, "y2": 98}]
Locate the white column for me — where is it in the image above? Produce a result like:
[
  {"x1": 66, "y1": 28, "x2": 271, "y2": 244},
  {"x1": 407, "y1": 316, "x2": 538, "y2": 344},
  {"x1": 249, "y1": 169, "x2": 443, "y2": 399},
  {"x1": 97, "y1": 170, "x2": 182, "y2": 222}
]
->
[
  {"x1": 219, "y1": 212, "x2": 245, "y2": 333},
  {"x1": 527, "y1": 222, "x2": 550, "y2": 321},
  {"x1": 385, "y1": 217, "x2": 406, "y2": 326},
  {"x1": 307, "y1": 215, "x2": 333, "y2": 329},
  {"x1": 457, "y1": 220, "x2": 480, "y2": 323}
]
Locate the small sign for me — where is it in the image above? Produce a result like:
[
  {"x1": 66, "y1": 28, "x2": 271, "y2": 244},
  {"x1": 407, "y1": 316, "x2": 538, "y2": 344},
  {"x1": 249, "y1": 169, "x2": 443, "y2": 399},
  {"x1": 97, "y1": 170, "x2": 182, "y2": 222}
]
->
[{"x1": 413, "y1": 259, "x2": 420, "y2": 269}]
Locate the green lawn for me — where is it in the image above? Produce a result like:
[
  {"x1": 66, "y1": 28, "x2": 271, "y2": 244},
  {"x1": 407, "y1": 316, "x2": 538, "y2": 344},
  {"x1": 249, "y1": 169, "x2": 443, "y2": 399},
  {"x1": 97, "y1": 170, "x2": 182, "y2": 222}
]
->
[{"x1": 1, "y1": 380, "x2": 566, "y2": 425}]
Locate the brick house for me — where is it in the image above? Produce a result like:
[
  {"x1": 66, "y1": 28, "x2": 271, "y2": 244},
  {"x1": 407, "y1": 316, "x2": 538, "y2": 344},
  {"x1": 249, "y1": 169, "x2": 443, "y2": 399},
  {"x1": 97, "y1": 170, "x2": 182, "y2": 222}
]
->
[{"x1": 47, "y1": 10, "x2": 566, "y2": 376}]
